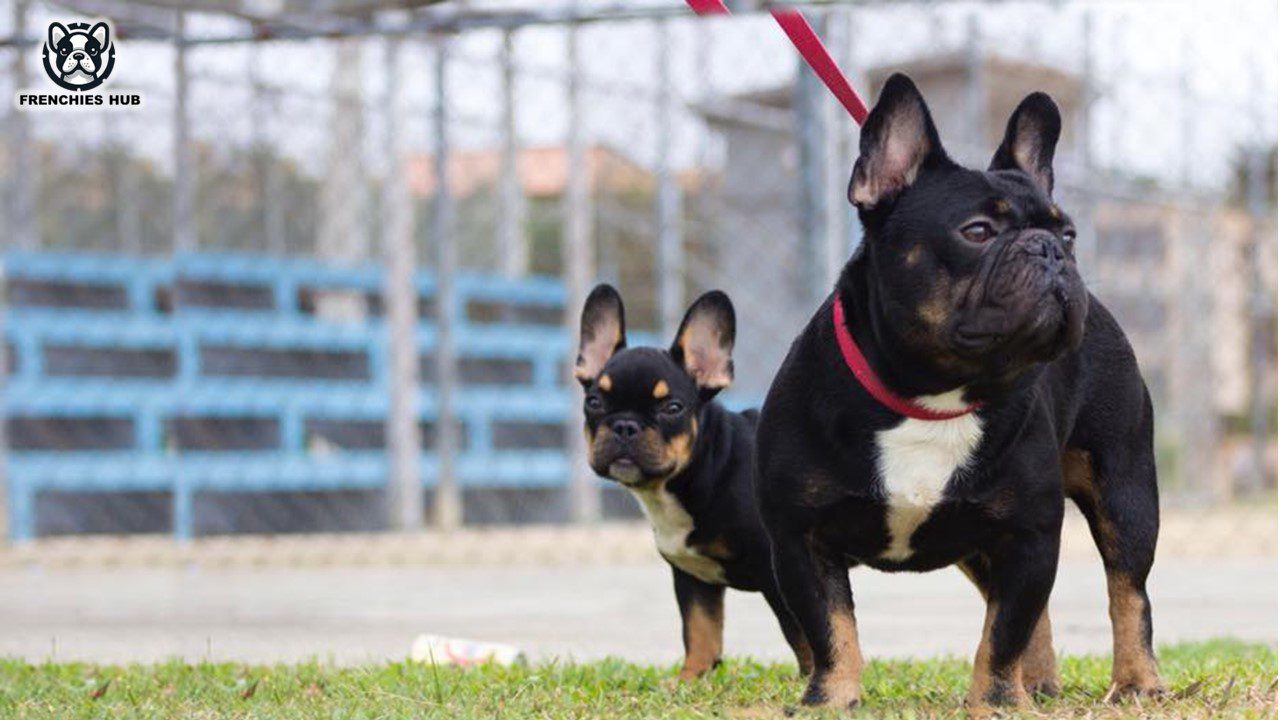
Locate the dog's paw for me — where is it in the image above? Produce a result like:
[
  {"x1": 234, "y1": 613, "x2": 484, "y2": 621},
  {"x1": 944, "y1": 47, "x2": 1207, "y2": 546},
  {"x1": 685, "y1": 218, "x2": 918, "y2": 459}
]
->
[
  {"x1": 799, "y1": 678, "x2": 861, "y2": 708},
  {"x1": 1103, "y1": 681, "x2": 1167, "y2": 703},
  {"x1": 1025, "y1": 678, "x2": 1061, "y2": 698},
  {"x1": 966, "y1": 680, "x2": 1030, "y2": 717}
]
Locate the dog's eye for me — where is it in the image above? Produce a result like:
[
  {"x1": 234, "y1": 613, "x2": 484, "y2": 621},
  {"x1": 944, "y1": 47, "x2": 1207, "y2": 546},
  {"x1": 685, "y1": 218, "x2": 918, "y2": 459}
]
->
[
  {"x1": 88, "y1": 47, "x2": 98, "y2": 55},
  {"x1": 1062, "y1": 228, "x2": 1077, "y2": 245},
  {"x1": 658, "y1": 399, "x2": 685, "y2": 417},
  {"x1": 584, "y1": 395, "x2": 604, "y2": 413},
  {"x1": 960, "y1": 221, "x2": 997, "y2": 244},
  {"x1": 59, "y1": 47, "x2": 69, "y2": 55}
]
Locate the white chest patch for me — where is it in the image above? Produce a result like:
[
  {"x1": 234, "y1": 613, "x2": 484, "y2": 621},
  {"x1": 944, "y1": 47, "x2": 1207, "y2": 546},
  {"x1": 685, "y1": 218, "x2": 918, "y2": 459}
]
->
[
  {"x1": 630, "y1": 484, "x2": 726, "y2": 584},
  {"x1": 873, "y1": 390, "x2": 984, "y2": 561}
]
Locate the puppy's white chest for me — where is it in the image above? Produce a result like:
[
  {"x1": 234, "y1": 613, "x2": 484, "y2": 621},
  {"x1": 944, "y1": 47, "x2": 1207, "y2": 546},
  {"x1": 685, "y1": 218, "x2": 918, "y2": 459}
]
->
[
  {"x1": 873, "y1": 395, "x2": 983, "y2": 561},
  {"x1": 631, "y1": 485, "x2": 726, "y2": 584}
]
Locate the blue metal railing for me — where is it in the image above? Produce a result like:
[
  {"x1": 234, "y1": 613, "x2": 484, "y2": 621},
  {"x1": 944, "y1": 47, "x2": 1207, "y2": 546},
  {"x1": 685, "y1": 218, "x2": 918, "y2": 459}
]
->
[{"x1": 2, "y1": 251, "x2": 576, "y2": 540}]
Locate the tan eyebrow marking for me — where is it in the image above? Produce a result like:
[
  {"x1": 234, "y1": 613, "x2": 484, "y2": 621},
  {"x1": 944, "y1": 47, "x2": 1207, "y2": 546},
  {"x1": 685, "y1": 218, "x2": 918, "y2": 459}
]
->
[
  {"x1": 653, "y1": 380, "x2": 670, "y2": 399},
  {"x1": 994, "y1": 199, "x2": 1012, "y2": 214},
  {"x1": 598, "y1": 374, "x2": 612, "y2": 392},
  {"x1": 1049, "y1": 205, "x2": 1062, "y2": 220}
]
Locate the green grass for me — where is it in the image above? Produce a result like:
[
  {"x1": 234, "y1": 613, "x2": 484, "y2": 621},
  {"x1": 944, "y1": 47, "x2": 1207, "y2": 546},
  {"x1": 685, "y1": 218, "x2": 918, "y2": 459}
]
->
[{"x1": 0, "y1": 640, "x2": 1273, "y2": 719}]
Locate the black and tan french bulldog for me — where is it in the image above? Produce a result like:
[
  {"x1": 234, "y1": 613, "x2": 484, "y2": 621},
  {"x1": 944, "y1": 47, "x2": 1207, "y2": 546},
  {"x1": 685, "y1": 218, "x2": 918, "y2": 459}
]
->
[
  {"x1": 755, "y1": 74, "x2": 1164, "y2": 714},
  {"x1": 575, "y1": 285, "x2": 812, "y2": 680}
]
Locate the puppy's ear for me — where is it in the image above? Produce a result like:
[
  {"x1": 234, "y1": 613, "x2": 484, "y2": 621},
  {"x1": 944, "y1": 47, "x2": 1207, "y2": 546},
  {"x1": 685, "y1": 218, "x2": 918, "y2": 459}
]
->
[
  {"x1": 670, "y1": 290, "x2": 735, "y2": 398},
  {"x1": 575, "y1": 284, "x2": 626, "y2": 385},
  {"x1": 49, "y1": 22, "x2": 68, "y2": 48},
  {"x1": 849, "y1": 73, "x2": 947, "y2": 208},
  {"x1": 989, "y1": 92, "x2": 1061, "y2": 196},
  {"x1": 89, "y1": 22, "x2": 109, "y2": 48}
]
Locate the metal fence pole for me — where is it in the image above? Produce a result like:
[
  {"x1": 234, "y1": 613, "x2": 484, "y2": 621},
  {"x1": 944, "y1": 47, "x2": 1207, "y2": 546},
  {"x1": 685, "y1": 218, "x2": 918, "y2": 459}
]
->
[
  {"x1": 384, "y1": 37, "x2": 423, "y2": 532},
  {"x1": 842, "y1": 8, "x2": 863, "y2": 257},
  {"x1": 432, "y1": 35, "x2": 463, "y2": 531},
  {"x1": 655, "y1": 18, "x2": 683, "y2": 338},
  {"x1": 1075, "y1": 11, "x2": 1098, "y2": 281},
  {"x1": 499, "y1": 29, "x2": 528, "y2": 278},
  {"x1": 795, "y1": 11, "x2": 826, "y2": 305},
  {"x1": 10, "y1": 0, "x2": 36, "y2": 250},
  {"x1": 1173, "y1": 36, "x2": 1218, "y2": 499},
  {"x1": 564, "y1": 18, "x2": 600, "y2": 523},
  {"x1": 1245, "y1": 58, "x2": 1273, "y2": 493},
  {"x1": 963, "y1": 13, "x2": 986, "y2": 161},
  {"x1": 251, "y1": 43, "x2": 286, "y2": 256},
  {"x1": 1246, "y1": 145, "x2": 1271, "y2": 493},
  {"x1": 173, "y1": 11, "x2": 195, "y2": 253},
  {"x1": 107, "y1": 113, "x2": 141, "y2": 254},
  {"x1": 0, "y1": 261, "x2": 8, "y2": 540},
  {"x1": 821, "y1": 8, "x2": 847, "y2": 287}
]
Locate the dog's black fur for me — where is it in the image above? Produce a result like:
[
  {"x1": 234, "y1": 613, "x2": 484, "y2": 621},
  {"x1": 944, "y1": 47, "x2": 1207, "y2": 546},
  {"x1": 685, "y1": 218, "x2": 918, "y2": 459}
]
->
[
  {"x1": 755, "y1": 74, "x2": 1163, "y2": 712},
  {"x1": 575, "y1": 285, "x2": 812, "y2": 679}
]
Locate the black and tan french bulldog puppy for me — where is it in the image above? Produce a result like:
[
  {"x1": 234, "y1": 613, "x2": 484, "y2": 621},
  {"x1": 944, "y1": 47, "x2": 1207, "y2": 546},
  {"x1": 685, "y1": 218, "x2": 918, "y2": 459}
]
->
[
  {"x1": 575, "y1": 285, "x2": 812, "y2": 680},
  {"x1": 755, "y1": 74, "x2": 1163, "y2": 714}
]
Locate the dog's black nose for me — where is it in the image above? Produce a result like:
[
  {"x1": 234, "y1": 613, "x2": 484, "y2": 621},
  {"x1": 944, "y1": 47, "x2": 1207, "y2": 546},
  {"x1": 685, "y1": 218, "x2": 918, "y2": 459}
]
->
[
  {"x1": 73, "y1": 51, "x2": 84, "y2": 60},
  {"x1": 610, "y1": 419, "x2": 641, "y2": 439},
  {"x1": 1024, "y1": 233, "x2": 1064, "y2": 262}
]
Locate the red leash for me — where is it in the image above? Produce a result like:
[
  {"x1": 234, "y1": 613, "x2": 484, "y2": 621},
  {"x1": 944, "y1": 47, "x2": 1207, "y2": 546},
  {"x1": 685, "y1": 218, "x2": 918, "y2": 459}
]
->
[{"x1": 685, "y1": 1, "x2": 868, "y2": 125}]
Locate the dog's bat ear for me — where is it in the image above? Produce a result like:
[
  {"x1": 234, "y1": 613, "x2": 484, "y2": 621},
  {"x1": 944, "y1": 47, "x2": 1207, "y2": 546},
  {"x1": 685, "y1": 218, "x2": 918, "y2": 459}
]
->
[
  {"x1": 990, "y1": 92, "x2": 1061, "y2": 196},
  {"x1": 575, "y1": 284, "x2": 626, "y2": 386},
  {"x1": 849, "y1": 73, "x2": 948, "y2": 209},
  {"x1": 49, "y1": 22, "x2": 68, "y2": 48},
  {"x1": 89, "y1": 22, "x2": 109, "y2": 48},
  {"x1": 671, "y1": 290, "x2": 735, "y2": 399}
]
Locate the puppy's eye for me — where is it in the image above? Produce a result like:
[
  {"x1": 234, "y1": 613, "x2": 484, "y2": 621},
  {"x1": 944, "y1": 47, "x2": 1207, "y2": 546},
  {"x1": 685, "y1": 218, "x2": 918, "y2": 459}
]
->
[
  {"x1": 584, "y1": 395, "x2": 603, "y2": 413},
  {"x1": 1062, "y1": 228, "x2": 1077, "y2": 245},
  {"x1": 658, "y1": 399, "x2": 685, "y2": 417},
  {"x1": 88, "y1": 47, "x2": 98, "y2": 55},
  {"x1": 960, "y1": 221, "x2": 997, "y2": 244},
  {"x1": 59, "y1": 47, "x2": 69, "y2": 55}
]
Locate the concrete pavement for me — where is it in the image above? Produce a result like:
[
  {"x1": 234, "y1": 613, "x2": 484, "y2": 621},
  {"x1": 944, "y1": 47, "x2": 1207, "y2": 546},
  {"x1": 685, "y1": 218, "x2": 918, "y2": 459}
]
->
[{"x1": 0, "y1": 556, "x2": 1272, "y2": 666}]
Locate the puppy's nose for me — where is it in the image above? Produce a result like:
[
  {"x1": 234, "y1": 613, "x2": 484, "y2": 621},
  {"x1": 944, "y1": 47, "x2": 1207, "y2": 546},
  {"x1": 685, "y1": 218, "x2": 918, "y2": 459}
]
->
[
  {"x1": 610, "y1": 419, "x2": 641, "y2": 439},
  {"x1": 73, "y1": 51, "x2": 84, "y2": 60}
]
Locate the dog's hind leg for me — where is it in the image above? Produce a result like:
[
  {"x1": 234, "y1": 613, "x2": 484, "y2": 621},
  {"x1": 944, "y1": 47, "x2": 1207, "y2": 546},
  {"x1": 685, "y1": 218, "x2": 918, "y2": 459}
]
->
[
  {"x1": 763, "y1": 586, "x2": 814, "y2": 677},
  {"x1": 958, "y1": 555, "x2": 1060, "y2": 697},
  {"x1": 1064, "y1": 438, "x2": 1164, "y2": 699},
  {"x1": 672, "y1": 568, "x2": 725, "y2": 680}
]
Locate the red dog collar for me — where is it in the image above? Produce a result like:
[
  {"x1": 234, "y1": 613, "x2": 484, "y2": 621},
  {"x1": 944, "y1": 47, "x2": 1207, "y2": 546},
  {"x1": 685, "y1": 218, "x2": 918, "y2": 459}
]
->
[{"x1": 831, "y1": 295, "x2": 980, "y2": 421}]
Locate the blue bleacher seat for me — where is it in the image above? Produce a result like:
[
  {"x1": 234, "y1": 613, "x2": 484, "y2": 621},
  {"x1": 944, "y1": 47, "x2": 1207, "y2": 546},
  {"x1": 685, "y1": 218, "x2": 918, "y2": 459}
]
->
[{"x1": 2, "y1": 250, "x2": 582, "y2": 540}]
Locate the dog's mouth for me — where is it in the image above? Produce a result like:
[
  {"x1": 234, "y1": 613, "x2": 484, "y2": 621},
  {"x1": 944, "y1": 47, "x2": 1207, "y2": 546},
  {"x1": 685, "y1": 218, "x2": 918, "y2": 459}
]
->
[
  {"x1": 61, "y1": 68, "x2": 97, "y2": 84},
  {"x1": 594, "y1": 452, "x2": 675, "y2": 487},
  {"x1": 607, "y1": 458, "x2": 645, "y2": 486},
  {"x1": 952, "y1": 285, "x2": 1084, "y2": 361}
]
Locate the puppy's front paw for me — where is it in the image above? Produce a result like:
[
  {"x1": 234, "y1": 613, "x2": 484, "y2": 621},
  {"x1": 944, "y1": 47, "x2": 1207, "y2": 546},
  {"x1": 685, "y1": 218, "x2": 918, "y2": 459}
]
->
[
  {"x1": 675, "y1": 657, "x2": 721, "y2": 682},
  {"x1": 1025, "y1": 677, "x2": 1061, "y2": 698}
]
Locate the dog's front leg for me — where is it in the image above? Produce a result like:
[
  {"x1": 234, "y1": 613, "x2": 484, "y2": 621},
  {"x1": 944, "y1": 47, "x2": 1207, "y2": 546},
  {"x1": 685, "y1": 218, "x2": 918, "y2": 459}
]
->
[
  {"x1": 769, "y1": 523, "x2": 863, "y2": 708},
  {"x1": 965, "y1": 529, "x2": 1060, "y2": 716},
  {"x1": 672, "y1": 567, "x2": 725, "y2": 680}
]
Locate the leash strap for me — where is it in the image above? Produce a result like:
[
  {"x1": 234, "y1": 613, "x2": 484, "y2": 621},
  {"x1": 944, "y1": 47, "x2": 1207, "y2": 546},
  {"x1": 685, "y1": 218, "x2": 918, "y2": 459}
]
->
[{"x1": 684, "y1": 1, "x2": 868, "y2": 125}]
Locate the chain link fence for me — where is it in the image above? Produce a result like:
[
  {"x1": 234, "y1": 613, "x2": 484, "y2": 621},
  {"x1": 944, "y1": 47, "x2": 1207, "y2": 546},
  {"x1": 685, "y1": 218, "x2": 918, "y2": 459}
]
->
[{"x1": 0, "y1": 0, "x2": 1275, "y2": 539}]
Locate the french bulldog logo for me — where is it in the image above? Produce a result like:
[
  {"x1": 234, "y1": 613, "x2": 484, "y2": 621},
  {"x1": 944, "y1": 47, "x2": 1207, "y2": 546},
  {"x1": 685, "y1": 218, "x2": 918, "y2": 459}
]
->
[{"x1": 43, "y1": 20, "x2": 115, "y2": 92}]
